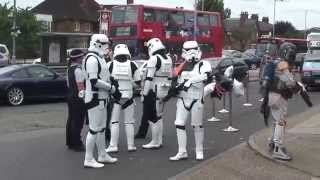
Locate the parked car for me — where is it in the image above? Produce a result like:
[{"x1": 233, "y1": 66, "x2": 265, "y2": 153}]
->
[
  {"x1": 0, "y1": 64, "x2": 67, "y2": 105},
  {"x1": 301, "y1": 54, "x2": 320, "y2": 89},
  {"x1": 241, "y1": 53, "x2": 261, "y2": 70},
  {"x1": 0, "y1": 44, "x2": 10, "y2": 67},
  {"x1": 295, "y1": 53, "x2": 306, "y2": 71},
  {"x1": 213, "y1": 57, "x2": 249, "y2": 79},
  {"x1": 222, "y1": 50, "x2": 242, "y2": 58}
]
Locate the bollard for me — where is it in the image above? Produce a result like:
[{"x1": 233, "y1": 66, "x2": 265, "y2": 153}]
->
[
  {"x1": 218, "y1": 94, "x2": 229, "y2": 113},
  {"x1": 243, "y1": 74, "x2": 253, "y2": 107},
  {"x1": 208, "y1": 97, "x2": 221, "y2": 122},
  {"x1": 223, "y1": 91, "x2": 239, "y2": 132}
]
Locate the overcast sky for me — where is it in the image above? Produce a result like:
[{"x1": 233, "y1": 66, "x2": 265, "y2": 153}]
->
[{"x1": 1, "y1": 0, "x2": 320, "y2": 30}]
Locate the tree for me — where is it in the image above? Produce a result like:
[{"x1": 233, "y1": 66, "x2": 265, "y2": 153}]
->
[
  {"x1": 196, "y1": 0, "x2": 224, "y2": 13},
  {"x1": 0, "y1": 4, "x2": 43, "y2": 59},
  {"x1": 196, "y1": 0, "x2": 231, "y2": 19},
  {"x1": 274, "y1": 21, "x2": 304, "y2": 38},
  {"x1": 231, "y1": 24, "x2": 256, "y2": 51}
]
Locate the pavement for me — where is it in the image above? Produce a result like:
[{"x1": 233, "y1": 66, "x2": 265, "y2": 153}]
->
[{"x1": 170, "y1": 105, "x2": 320, "y2": 180}]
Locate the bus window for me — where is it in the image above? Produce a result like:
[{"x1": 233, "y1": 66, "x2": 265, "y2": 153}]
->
[
  {"x1": 199, "y1": 43, "x2": 214, "y2": 54},
  {"x1": 144, "y1": 8, "x2": 156, "y2": 22},
  {"x1": 197, "y1": 14, "x2": 209, "y2": 26},
  {"x1": 210, "y1": 15, "x2": 218, "y2": 26},
  {"x1": 169, "y1": 11, "x2": 184, "y2": 25},
  {"x1": 110, "y1": 26, "x2": 137, "y2": 37},
  {"x1": 112, "y1": 6, "x2": 138, "y2": 24},
  {"x1": 184, "y1": 12, "x2": 194, "y2": 26},
  {"x1": 156, "y1": 10, "x2": 169, "y2": 25},
  {"x1": 199, "y1": 27, "x2": 210, "y2": 37}
]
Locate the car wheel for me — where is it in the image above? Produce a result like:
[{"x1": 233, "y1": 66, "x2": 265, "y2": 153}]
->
[{"x1": 7, "y1": 87, "x2": 24, "y2": 106}]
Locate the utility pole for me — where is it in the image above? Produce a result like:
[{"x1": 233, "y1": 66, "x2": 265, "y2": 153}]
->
[
  {"x1": 193, "y1": 0, "x2": 197, "y2": 40},
  {"x1": 304, "y1": 10, "x2": 308, "y2": 39},
  {"x1": 12, "y1": 0, "x2": 17, "y2": 64},
  {"x1": 201, "y1": 0, "x2": 204, "y2": 11},
  {"x1": 272, "y1": 0, "x2": 276, "y2": 38}
]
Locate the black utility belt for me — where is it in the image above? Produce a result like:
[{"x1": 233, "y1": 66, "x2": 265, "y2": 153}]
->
[
  {"x1": 114, "y1": 98, "x2": 134, "y2": 109},
  {"x1": 85, "y1": 98, "x2": 107, "y2": 109}
]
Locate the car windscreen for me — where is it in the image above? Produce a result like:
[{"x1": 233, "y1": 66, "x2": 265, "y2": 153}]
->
[
  {"x1": 0, "y1": 65, "x2": 20, "y2": 75},
  {"x1": 303, "y1": 60, "x2": 320, "y2": 69}
]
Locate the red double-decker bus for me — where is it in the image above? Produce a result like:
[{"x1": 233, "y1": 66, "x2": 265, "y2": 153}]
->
[
  {"x1": 256, "y1": 36, "x2": 308, "y2": 57},
  {"x1": 108, "y1": 4, "x2": 223, "y2": 62}
]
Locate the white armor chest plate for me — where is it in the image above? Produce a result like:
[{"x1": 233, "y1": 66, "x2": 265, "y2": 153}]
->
[
  {"x1": 155, "y1": 56, "x2": 172, "y2": 77},
  {"x1": 153, "y1": 56, "x2": 172, "y2": 99},
  {"x1": 178, "y1": 63, "x2": 204, "y2": 99},
  {"x1": 112, "y1": 60, "x2": 133, "y2": 99},
  {"x1": 83, "y1": 53, "x2": 110, "y2": 102},
  {"x1": 97, "y1": 56, "x2": 110, "y2": 99}
]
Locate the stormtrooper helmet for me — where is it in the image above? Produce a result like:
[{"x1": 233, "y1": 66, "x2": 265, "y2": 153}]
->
[
  {"x1": 147, "y1": 38, "x2": 165, "y2": 57},
  {"x1": 88, "y1": 34, "x2": 110, "y2": 57},
  {"x1": 113, "y1": 44, "x2": 131, "y2": 62},
  {"x1": 182, "y1": 41, "x2": 202, "y2": 62}
]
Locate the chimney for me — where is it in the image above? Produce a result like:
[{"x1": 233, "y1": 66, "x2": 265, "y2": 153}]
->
[
  {"x1": 127, "y1": 0, "x2": 133, "y2": 4},
  {"x1": 251, "y1": 14, "x2": 259, "y2": 22},
  {"x1": 262, "y1": 17, "x2": 269, "y2": 24},
  {"x1": 240, "y1": 12, "x2": 248, "y2": 24}
]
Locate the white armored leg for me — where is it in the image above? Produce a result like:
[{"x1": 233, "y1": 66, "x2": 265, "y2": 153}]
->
[
  {"x1": 125, "y1": 123, "x2": 136, "y2": 151},
  {"x1": 272, "y1": 122, "x2": 291, "y2": 160},
  {"x1": 84, "y1": 132, "x2": 104, "y2": 168},
  {"x1": 142, "y1": 121, "x2": 161, "y2": 149},
  {"x1": 158, "y1": 119, "x2": 163, "y2": 145},
  {"x1": 106, "y1": 104, "x2": 121, "y2": 153},
  {"x1": 97, "y1": 132, "x2": 117, "y2": 163},
  {"x1": 124, "y1": 104, "x2": 136, "y2": 152},
  {"x1": 170, "y1": 128, "x2": 188, "y2": 161},
  {"x1": 194, "y1": 126, "x2": 204, "y2": 160},
  {"x1": 170, "y1": 99, "x2": 189, "y2": 161}
]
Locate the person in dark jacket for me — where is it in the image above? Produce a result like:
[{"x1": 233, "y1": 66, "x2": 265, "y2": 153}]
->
[{"x1": 66, "y1": 49, "x2": 86, "y2": 152}]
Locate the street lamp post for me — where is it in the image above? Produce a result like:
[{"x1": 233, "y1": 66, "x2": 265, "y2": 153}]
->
[
  {"x1": 12, "y1": 0, "x2": 17, "y2": 64},
  {"x1": 193, "y1": 0, "x2": 197, "y2": 40},
  {"x1": 272, "y1": 0, "x2": 276, "y2": 37}
]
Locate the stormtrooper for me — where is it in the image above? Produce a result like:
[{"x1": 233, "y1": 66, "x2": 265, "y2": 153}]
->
[
  {"x1": 141, "y1": 38, "x2": 173, "y2": 149},
  {"x1": 105, "y1": 44, "x2": 141, "y2": 153},
  {"x1": 169, "y1": 41, "x2": 212, "y2": 161},
  {"x1": 82, "y1": 34, "x2": 118, "y2": 168}
]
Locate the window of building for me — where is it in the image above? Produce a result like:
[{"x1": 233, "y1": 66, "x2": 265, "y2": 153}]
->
[
  {"x1": 84, "y1": 23, "x2": 91, "y2": 32},
  {"x1": 74, "y1": 21, "x2": 80, "y2": 32}
]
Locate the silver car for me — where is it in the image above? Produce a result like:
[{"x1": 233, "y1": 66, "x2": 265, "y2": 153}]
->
[{"x1": 0, "y1": 44, "x2": 10, "y2": 67}]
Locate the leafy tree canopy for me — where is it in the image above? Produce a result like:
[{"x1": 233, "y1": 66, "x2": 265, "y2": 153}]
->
[{"x1": 0, "y1": 3, "x2": 43, "y2": 59}]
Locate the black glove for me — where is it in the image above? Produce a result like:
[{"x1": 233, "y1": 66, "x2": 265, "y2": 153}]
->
[
  {"x1": 113, "y1": 88, "x2": 122, "y2": 101},
  {"x1": 110, "y1": 76, "x2": 122, "y2": 101}
]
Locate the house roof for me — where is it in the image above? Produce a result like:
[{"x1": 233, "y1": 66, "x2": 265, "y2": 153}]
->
[
  {"x1": 32, "y1": 0, "x2": 100, "y2": 22},
  {"x1": 258, "y1": 22, "x2": 273, "y2": 32},
  {"x1": 223, "y1": 18, "x2": 256, "y2": 32},
  {"x1": 224, "y1": 18, "x2": 272, "y2": 33}
]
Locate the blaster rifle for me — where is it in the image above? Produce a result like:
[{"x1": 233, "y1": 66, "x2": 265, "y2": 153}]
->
[
  {"x1": 162, "y1": 80, "x2": 186, "y2": 102},
  {"x1": 296, "y1": 82, "x2": 313, "y2": 107},
  {"x1": 110, "y1": 76, "x2": 122, "y2": 101}
]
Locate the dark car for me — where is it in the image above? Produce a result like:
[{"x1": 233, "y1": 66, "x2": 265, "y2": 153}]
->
[
  {"x1": 301, "y1": 54, "x2": 320, "y2": 89},
  {"x1": 0, "y1": 64, "x2": 67, "y2": 105},
  {"x1": 213, "y1": 57, "x2": 249, "y2": 75},
  {"x1": 241, "y1": 54, "x2": 261, "y2": 70}
]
